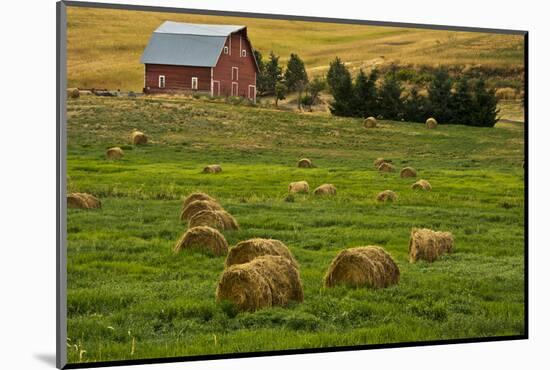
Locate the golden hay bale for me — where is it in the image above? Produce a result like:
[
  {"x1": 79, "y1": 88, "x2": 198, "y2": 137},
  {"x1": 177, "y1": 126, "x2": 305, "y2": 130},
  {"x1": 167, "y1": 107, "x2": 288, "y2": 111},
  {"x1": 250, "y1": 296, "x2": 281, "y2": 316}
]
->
[
  {"x1": 182, "y1": 192, "x2": 218, "y2": 209},
  {"x1": 288, "y1": 181, "x2": 309, "y2": 193},
  {"x1": 324, "y1": 246, "x2": 400, "y2": 289},
  {"x1": 297, "y1": 158, "x2": 313, "y2": 168},
  {"x1": 426, "y1": 117, "x2": 438, "y2": 129},
  {"x1": 203, "y1": 164, "x2": 222, "y2": 173},
  {"x1": 400, "y1": 166, "x2": 417, "y2": 178},
  {"x1": 314, "y1": 183, "x2": 337, "y2": 196},
  {"x1": 225, "y1": 238, "x2": 297, "y2": 268},
  {"x1": 68, "y1": 88, "x2": 80, "y2": 99},
  {"x1": 408, "y1": 228, "x2": 454, "y2": 263},
  {"x1": 378, "y1": 162, "x2": 395, "y2": 172},
  {"x1": 173, "y1": 226, "x2": 228, "y2": 256},
  {"x1": 180, "y1": 199, "x2": 222, "y2": 221},
  {"x1": 376, "y1": 190, "x2": 397, "y2": 202},
  {"x1": 188, "y1": 210, "x2": 239, "y2": 231},
  {"x1": 364, "y1": 116, "x2": 377, "y2": 128},
  {"x1": 106, "y1": 147, "x2": 124, "y2": 159},
  {"x1": 374, "y1": 158, "x2": 392, "y2": 168},
  {"x1": 216, "y1": 255, "x2": 304, "y2": 311},
  {"x1": 67, "y1": 192, "x2": 101, "y2": 209},
  {"x1": 130, "y1": 130, "x2": 148, "y2": 145},
  {"x1": 411, "y1": 179, "x2": 432, "y2": 191}
]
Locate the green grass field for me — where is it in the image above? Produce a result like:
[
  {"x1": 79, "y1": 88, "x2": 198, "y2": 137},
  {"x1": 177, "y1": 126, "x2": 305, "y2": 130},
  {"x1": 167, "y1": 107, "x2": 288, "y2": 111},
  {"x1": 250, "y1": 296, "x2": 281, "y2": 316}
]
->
[
  {"x1": 66, "y1": 94, "x2": 525, "y2": 364},
  {"x1": 67, "y1": 7, "x2": 524, "y2": 92}
]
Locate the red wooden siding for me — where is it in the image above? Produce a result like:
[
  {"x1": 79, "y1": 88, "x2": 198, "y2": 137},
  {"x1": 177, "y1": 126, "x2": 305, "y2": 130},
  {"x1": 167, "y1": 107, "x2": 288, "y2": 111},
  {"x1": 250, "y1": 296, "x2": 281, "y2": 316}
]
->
[
  {"x1": 144, "y1": 64, "x2": 211, "y2": 94},
  {"x1": 212, "y1": 30, "x2": 257, "y2": 99}
]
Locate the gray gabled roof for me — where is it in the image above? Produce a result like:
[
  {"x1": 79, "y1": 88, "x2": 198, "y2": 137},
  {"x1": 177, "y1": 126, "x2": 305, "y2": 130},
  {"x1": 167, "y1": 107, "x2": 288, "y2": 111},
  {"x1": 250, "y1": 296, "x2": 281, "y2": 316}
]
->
[{"x1": 140, "y1": 21, "x2": 245, "y2": 67}]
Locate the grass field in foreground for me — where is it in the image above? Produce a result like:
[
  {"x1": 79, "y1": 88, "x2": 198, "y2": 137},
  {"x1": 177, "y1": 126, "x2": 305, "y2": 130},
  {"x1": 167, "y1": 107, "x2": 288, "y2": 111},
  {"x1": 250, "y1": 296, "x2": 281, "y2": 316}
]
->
[
  {"x1": 66, "y1": 95, "x2": 524, "y2": 364},
  {"x1": 67, "y1": 7, "x2": 524, "y2": 91}
]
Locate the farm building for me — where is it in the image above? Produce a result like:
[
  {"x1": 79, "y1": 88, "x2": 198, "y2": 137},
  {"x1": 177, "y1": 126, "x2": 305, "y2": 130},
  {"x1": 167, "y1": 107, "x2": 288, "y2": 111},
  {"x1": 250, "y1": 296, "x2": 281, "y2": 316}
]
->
[{"x1": 141, "y1": 21, "x2": 259, "y2": 101}]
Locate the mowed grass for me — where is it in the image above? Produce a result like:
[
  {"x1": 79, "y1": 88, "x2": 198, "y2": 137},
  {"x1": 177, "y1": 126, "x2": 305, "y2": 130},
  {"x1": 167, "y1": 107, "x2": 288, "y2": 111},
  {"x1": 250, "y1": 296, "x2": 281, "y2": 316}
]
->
[
  {"x1": 66, "y1": 95, "x2": 525, "y2": 364},
  {"x1": 67, "y1": 7, "x2": 524, "y2": 91}
]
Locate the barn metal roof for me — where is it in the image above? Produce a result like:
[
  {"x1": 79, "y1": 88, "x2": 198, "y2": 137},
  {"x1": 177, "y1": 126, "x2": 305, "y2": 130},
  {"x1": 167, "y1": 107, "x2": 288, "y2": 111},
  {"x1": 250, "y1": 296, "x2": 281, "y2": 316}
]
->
[{"x1": 140, "y1": 21, "x2": 245, "y2": 67}]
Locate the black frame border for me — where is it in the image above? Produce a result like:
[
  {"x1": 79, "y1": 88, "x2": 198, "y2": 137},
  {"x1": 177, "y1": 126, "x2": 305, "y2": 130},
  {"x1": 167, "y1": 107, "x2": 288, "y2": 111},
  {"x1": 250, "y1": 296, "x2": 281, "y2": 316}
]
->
[{"x1": 56, "y1": 1, "x2": 529, "y2": 368}]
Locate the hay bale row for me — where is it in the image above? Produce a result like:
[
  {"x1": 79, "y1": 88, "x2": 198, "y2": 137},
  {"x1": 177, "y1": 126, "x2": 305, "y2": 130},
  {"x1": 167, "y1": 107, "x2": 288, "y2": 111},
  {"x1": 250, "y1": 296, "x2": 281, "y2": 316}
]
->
[
  {"x1": 203, "y1": 164, "x2": 222, "y2": 173},
  {"x1": 364, "y1": 116, "x2": 377, "y2": 128},
  {"x1": 412, "y1": 179, "x2": 432, "y2": 191},
  {"x1": 409, "y1": 228, "x2": 454, "y2": 263},
  {"x1": 174, "y1": 226, "x2": 228, "y2": 256},
  {"x1": 106, "y1": 147, "x2": 124, "y2": 159},
  {"x1": 67, "y1": 192, "x2": 101, "y2": 209},
  {"x1": 378, "y1": 162, "x2": 395, "y2": 172},
  {"x1": 297, "y1": 158, "x2": 313, "y2": 168},
  {"x1": 216, "y1": 255, "x2": 304, "y2": 311},
  {"x1": 130, "y1": 130, "x2": 148, "y2": 145},
  {"x1": 225, "y1": 238, "x2": 297, "y2": 268},
  {"x1": 374, "y1": 158, "x2": 392, "y2": 168},
  {"x1": 426, "y1": 117, "x2": 438, "y2": 129},
  {"x1": 189, "y1": 209, "x2": 239, "y2": 231},
  {"x1": 180, "y1": 199, "x2": 222, "y2": 221},
  {"x1": 400, "y1": 167, "x2": 417, "y2": 178},
  {"x1": 288, "y1": 181, "x2": 310, "y2": 194},
  {"x1": 314, "y1": 183, "x2": 337, "y2": 196},
  {"x1": 324, "y1": 246, "x2": 400, "y2": 289},
  {"x1": 376, "y1": 190, "x2": 397, "y2": 202}
]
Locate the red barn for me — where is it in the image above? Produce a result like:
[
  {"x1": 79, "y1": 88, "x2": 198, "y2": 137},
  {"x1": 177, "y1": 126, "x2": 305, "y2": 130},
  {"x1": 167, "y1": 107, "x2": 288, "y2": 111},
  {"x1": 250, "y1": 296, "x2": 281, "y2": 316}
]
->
[{"x1": 141, "y1": 21, "x2": 259, "y2": 101}]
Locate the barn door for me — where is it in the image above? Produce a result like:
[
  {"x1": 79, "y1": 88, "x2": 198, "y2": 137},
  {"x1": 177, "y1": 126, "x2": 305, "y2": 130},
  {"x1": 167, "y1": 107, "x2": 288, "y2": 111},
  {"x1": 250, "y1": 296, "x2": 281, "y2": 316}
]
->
[
  {"x1": 213, "y1": 81, "x2": 220, "y2": 96},
  {"x1": 231, "y1": 82, "x2": 238, "y2": 96},
  {"x1": 248, "y1": 85, "x2": 256, "y2": 101}
]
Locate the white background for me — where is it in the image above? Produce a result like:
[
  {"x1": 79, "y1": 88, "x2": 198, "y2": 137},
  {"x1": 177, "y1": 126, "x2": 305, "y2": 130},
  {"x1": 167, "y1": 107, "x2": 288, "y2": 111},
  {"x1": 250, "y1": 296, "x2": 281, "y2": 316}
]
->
[{"x1": 0, "y1": 0, "x2": 547, "y2": 369}]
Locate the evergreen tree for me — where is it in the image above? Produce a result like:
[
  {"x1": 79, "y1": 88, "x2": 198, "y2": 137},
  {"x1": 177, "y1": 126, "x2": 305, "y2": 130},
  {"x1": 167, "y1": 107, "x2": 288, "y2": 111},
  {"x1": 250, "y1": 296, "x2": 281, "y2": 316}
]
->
[
  {"x1": 427, "y1": 68, "x2": 453, "y2": 123},
  {"x1": 353, "y1": 69, "x2": 370, "y2": 117},
  {"x1": 253, "y1": 50, "x2": 268, "y2": 96},
  {"x1": 449, "y1": 76, "x2": 473, "y2": 124},
  {"x1": 403, "y1": 86, "x2": 428, "y2": 123},
  {"x1": 326, "y1": 57, "x2": 349, "y2": 94},
  {"x1": 264, "y1": 52, "x2": 283, "y2": 95},
  {"x1": 327, "y1": 58, "x2": 354, "y2": 116},
  {"x1": 365, "y1": 69, "x2": 380, "y2": 116},
  {"x1": 274, "y1": 81, "x2": 287, "y2": 107},
  {"x1": 377, "y1": 72, "x2": 404, "y2": 120},
  {"x1": 470, "y1": 78, "x2": 500, "y2": 127},
  {"x1": 284, "y1": 53, "x2": 308, "y2": 109}
]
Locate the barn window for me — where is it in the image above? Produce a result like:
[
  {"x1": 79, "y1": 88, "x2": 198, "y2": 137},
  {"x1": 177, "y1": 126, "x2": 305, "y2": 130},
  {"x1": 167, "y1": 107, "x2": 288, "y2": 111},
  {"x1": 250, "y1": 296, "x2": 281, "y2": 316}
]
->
[
  {"x1": 158, "y1": 75, "x2": 165, "y2": 88},
  {"x1": 191, "y1": 77, "x2": 198, "y2": 90},
  {"x1": 232, "y1": 67, "x2": 239, "y2": 81},
  {"x1": 224, "y1": 46, "x2": 229, "y2": 54},
  {"x1": 241, "y1": 49, "x2": 246, "y2": 57}
]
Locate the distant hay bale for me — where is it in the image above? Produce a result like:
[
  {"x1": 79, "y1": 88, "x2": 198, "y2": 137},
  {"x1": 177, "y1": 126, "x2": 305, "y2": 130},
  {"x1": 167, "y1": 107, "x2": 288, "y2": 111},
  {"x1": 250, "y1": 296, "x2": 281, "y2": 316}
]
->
[
  {"x1": 67, "y1": 192, "x2": 101, "y2": 209},
  {"x1": 364, "y1": 116, "x2": 377, "y2": 128},
  {"x1": 495, "y1": 87, "x2": 517, "y2": 100},
  {"x1": 130, "y1": 130, "x2": 148, "y2": 145},
  {"x1": 426, "y1": 117, "x2": 438, "y2": 129},
  {"x1": 225, "y1": 238, "x2": 297, "y2": 268},
  {"x1": 68, "y1": 88, "x2": 80, "y2": 99},
  {"x1": 180, "y1": 199, "x2": 222, "y2": 221},
  {"x1": 183, "y1": 192, "x2": 218, "y2": 209},
  {"x1": 411, "y1": 179, "x2": 432, "y2": 191},
  {"x1": 188, "y1": 210, "x2": 226, "y2": 230},
  {"x1": 203, "y1": 164, "x2": 222, "y2": 173},
  {"x1": 376, "y1": 190, "x2": 397, "y2": 202},
  {"x1": 378, "y1": 162, "x2": 395, "y2": 172},
  {"x1": 173, "y1": 226, "x2": 228, "y2": 256},
  {"x1": 314, "y1": 183, "x2": 337, "y2": 196},
  {"x1": 400, "y1": 167, "x2": 417, "y2": 178},
  {"x1": 324, "y1": 246, "x2": 400, "y2": 288},
  {"x1": 288, "y1": 181, "x2": 309, "y2": 193},
  {"x1": 216, "y1": 255, "x2": 304, "y2": 311},
  {"x1": 297, "y1": 158, "x2": 313, "y2": 168},
  {"x1": 217, "y1": 210, "x2": 239, "y2": 230},
  {"x1": 106, "y1": 147, "x2": 124, "y2": 159},
  {"x1": 409, "y1": 228, "x2": 454, "y2": 263},
  {"x1": 374, "y1": 158, "x2": 392, "y2": 168}
]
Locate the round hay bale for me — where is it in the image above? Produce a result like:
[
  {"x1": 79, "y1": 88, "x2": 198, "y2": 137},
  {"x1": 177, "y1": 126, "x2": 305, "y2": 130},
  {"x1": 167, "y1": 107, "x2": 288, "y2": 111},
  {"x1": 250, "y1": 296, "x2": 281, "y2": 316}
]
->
[
  {"x1": 188, "y1": 209, "x2": 226, "y2": 230},
  {"x1": 216, "y1": 255, "x2": 304, "y2": 311},
  {"x1": 409, "y1": 228, "x2": 454, "y2": 263},
  {"x1": 203, "y1": 164, "x2": 222, "y2": 173},
  {"x1": 400, "y1": 166, "x2": 417, "y2": 178},
  {"x1": 376, "y1": 190, "x2": 397, "y2": 202},
  {"x1": 67, "y1": 192, "x2": 101, "y2": 209},
  {"x1": 130, "y1": 130, "x2": 148, "y2": 145},
  {"x1": 297, "y1": 158, "x2": 313, "y2": 168},
  {"x1": 373, "y1": 158, "x2": 392, "y2": 168},
  {"x1": 364, "y1": 116, "x2": 377, "y2": 128},
  {"x1": 426, "y1": 117, "x2": 438, "y2": 129},
  {"x1": 180, "y1": 199, "x2": 222, "y2": 221},
  {"x1": 314, "y1": 183, "x2": 337, "y2": 196},
  {"x1": 106, "y1": 147, "x2": 124, "y2": 159},
  {"x1": 225, "y1": 238, "x2": 297, "y2": 268},
  {"x1": 182, "y1": 192, "x2": 218, "y2": 209},
  {"x1": 324, "y1": 246, "x2": 400, "y2": 289},
  {"x1": 288, "y1": 181, "x2": 309, "y2": 194},
  {"x1": 411, "y1": 179, "x2": 432, "y2": 191},
  {"x1": 174, "y1": 226, "x2": 228, "y2": 256},
  {"x1": 68, "y1": 88, "x2": 80, "y2": 99},
  {"x1": 217, "y1": 210, "x2": 240, "y2": 230},
  {"x1": 378, "y1": 162, "x2": 395, "y2": 172}
]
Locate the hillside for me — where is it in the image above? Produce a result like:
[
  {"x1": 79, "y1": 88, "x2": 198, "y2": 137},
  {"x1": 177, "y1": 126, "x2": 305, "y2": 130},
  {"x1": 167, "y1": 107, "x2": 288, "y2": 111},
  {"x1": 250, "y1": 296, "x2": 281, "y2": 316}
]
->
[{"x1": 67, "y1": 7, "x2": 524, "y2": 92}]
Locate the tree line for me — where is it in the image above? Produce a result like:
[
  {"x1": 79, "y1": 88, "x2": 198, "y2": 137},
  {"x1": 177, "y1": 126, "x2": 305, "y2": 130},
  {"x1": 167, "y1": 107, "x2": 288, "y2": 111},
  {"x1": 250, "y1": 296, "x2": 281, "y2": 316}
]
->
[{"x1": 254, "y1": 51, "x2": 500, "y2": 127}]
